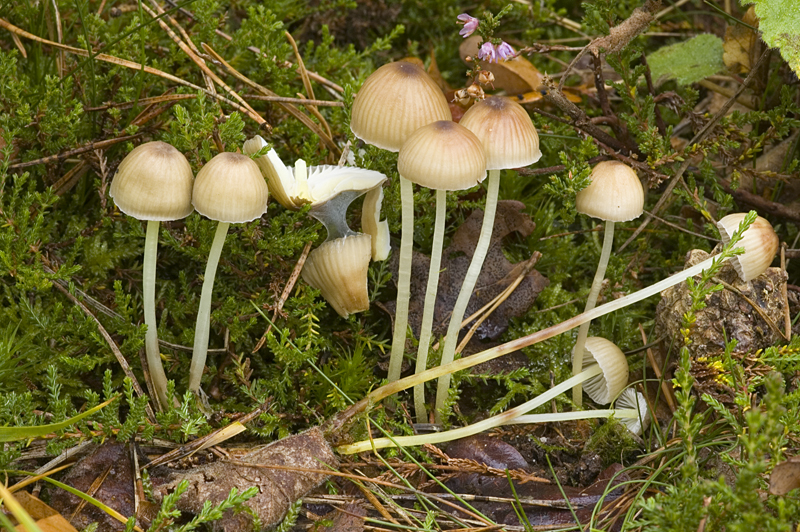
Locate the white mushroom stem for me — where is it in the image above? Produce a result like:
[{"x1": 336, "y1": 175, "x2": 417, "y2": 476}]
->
[
  {"x1": 351, "y1": 251, "x2": 737, "y2": 410},
  {"x1": 572, "y1": 220, "x2": 615, "y2": 406},
  {"x1": 339, "y1": 363, "x2": 604, "y2": 453},
  {"x1": 413, "y1": 189, "x2": 447, "y2": 422},
  {"x1": 387, "y1": 176, "x2": 415, "y2": 382},
  {"x1": 143, "y1": 220, "x2": 169, "y2": 410},
  {"x1": 506, "y1": 408, "x2": 640, "y2": 425},
  {"x1": 189, "y1": 221, "x2": 230, "y2": 393},
  {"x1": 434, "y1": 169, "x2": 501, "y2": 422}
]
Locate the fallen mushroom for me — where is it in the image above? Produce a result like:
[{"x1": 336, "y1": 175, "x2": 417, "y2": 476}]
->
[{"x1": 109, "y1": 141, "x2": 194, "y2": 410}]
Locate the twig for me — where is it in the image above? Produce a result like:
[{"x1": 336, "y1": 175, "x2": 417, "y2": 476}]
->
[
  {"x1": 782, "y1": 243, "x2": 792, "y2": 341},
  {"x1": 640, "y1": 52, "x2": 667, "y2": 135},
  {"x1": 720, "y1": 178, "x2": 800, "y2": 222},
  {"x1": 243, "y1": 94, "x2": 344, "y2": 107},
  {"x1": 9, "y1": 133, "x2": 142, "y2": 169},
  {"x1": 640, "y1": 324, "x2": 677, "y2": 413}
]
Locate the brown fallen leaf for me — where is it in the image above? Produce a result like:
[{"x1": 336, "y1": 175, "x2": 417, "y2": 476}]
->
[
  {"x1": 317, "y1": 503, "x2": 367, "y2": 532},
  {"x1": 723, "y1": 7, "x2": 759, "y2": 74},
  {"x1": 151, "y1": 427, "x2": 338, "y2": 532},
  {"x1": 460, "y1": 36, "x2": 544, "y2": 96},
  {"x1": 387, "y1": 200, "x2": 548, "y2": 347},
  {"x1": 11, "y1": 491, "x2": 79, "y2": 532},
  {"x1": 770, "y1": 456, "x2": 800, "y2": 495}
]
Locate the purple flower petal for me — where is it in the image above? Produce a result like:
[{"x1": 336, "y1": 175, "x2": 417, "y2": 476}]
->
[
  {"x1": 478, "y1": 42, "x2": 498, "y2": 63},
  {"x1": 457, "y1": 14, "x2": 479, "y2": 38},
  {"x1": 496, "y1": 41, "x2": 516, "y2": 61}
]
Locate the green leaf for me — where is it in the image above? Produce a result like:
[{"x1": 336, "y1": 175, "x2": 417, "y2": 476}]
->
[
  {"x1": 647, "y1": 34, "x2": 725, "y2": 85},
  {"x1": 0, "y1": 396, "x2": 117, "y2": 442},
  {"x1": 745, "y1": 0, "x2": 800, "y2": 77}
]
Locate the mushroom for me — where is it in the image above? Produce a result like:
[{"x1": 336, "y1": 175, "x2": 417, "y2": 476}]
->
[
  {"x1": 340, "y1": 211, "x2": 778, "y2": 415},
  {"x1": 350, "y1": 61, "x2": 452, "y2": 383},
  {"x1": 244, "y1": 135, "x2": 389, "y2": 316},
  {"x1": 109, "y1": 141, "x2": 194, "y2": 410},
  {"x1": 397, "y1": 120, "x2": 487, "y2": 422},
  {"x1": 190, "y1": 152, "x2": 269, "y2": 395},
  {"x1": 571, "y1": 160, "x2": 644, "y2": 406},
  {"x1": 436, "y1": 96, "x2": 541, "y2": 422},
  {"x1": 337, "y1": 336, "x2": 628, "y2": 453}
]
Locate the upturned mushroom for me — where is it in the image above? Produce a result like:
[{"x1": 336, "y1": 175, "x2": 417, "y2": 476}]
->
[
  {"x1": 437, "y1": 96, "x2": 541, "y2": 421},
  {"x1": 350, "y1": 61, "x2": 452, "y2": 383},
  {"x1": 571, "y1": 160, "x2": 644, "y2": 406},
  {"x1": 190, "y1": 152, "x2": 268, "y2": 396},
  {"x1": 397, "y1": 120, "x2": 486, "y2": 422},
  {"x1": 109, "y1": 141, "x2": 194, "y2": 410}
]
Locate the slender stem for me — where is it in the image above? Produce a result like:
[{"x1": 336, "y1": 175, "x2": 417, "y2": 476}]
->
[
  {"x1": 572, "y1": 220, "x2": 615, "y2": 406},
  {"x1": 435, "y1": 170, "x2": 500, "y2": 423},
  {"x1": 338, "y1": 364, "x2": 603, "y2": 453},
  {"x1": 414, "y1": 189, "x2": 447, "y2": 422},
  {"x1": 189, "y1": 221, "x2": 230, "y2": 393},
  {"x1": 387, "y1": 176, "x2": 415, "y2": 383},
  {"x1": 344, "y1": 253, "x2": 721, "y2": 414},
  {"x1": 143, "y1": 220, "x2": 168, "y2": 410},
  {"x1": 507, "y1": 408, "x2": 638, "y2": 425}
]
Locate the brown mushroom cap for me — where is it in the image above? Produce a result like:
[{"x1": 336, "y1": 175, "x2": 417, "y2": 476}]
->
[
  {"x1": 575, "y1": 160, "x2": 644, "y2": 222},
  {"x1": 458, "y1": 97, "x2": 541, "y2": 170},
  {"x1": 351, "y1": 61, "x2": 452, "y2": 152},
  {"x1": 192, "y1": 152, "x2": 269, "y2": 223},
  {"x1": 397, "y1": 121, "x2": 486, "y2": 191},
  {"x1": 110, "y1": 141, "x2": 194, "y2": 221}
]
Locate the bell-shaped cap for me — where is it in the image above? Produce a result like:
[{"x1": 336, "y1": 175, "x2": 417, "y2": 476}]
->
[
  {"x1": 614, "y1": 387, "x2": 650, "y2": 436},
  {"x1": 192, "y1": 152, "x2": 268, "y2": 223},
  {"x1": 302, "y1": 233, "x2": 372, "y2": 318},
  {"x1": 351, "y1": 61, "x2": 452, "y2": 152},
  {"x1": 110, "y1": 141, "x2": 194, "y2": 221},
  {"x1": 398, "y1": 121, "x2": 486, "y2": 191},
  {"x1": 458, "y1": 96, "x2": 541, "y2": 170},
  {"x1": 578, "y1": 337, "x2": 629, "y2": 404},
  {"x1": 575, "y1": 161, "x2": 644, "y2": 222},
  {"x1": 717, "y1": 213, "x2": 779, "y2": 281}
]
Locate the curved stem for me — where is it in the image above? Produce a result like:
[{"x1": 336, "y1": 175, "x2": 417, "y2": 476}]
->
[
  {"x1": 414, "y1": 189, "x2": 447, "y2": 422},
  {"x1": 189, "y1": 221, "x2": 230, "y2": 393},
  {"x1": 143, "y1": 220, "x2": 169, "y2": 411},
  {"x1": 507, "y1": 408, "x2": 638, "y2": 425},
  {"x1": 572, "y1": 220, "x2": 615, "y2": 406},
  {"x1": 339, "y1": 364, "x2": 603, "y2": 453},
  {"x1": 387, "y1": 176, "x2": 414, "y2": 383},
  {"x1": 435, "y1": 170, "x2": 500, "y2": 423},
  {"x1": 340, "y1": 253, "x2": 721, "y2": 417}
]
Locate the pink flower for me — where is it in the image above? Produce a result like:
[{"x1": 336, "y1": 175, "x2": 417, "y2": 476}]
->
[
  {"x1": 478, "y1": 42, "x2": 498, "y2": 63},
  {"x1": 496, "y1": 41, "x2": 515, "y2": 61},
  {"x1": 457, "y1": 14, "x2": 479, "y2": 38}
]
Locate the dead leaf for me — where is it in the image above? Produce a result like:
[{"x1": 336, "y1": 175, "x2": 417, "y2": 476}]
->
[
  {"x1": 152, "y1": 427, "x2": 338, "y2": 532},
  {"x1": 770, "y1": 456, "x2": 800, "y2": 495},
  {"x1": 48, "y1": 443, "x2": 136, "y2": 532},
  {"x1": 460, "y1": 36, "x2": 544, "y2": 96},
  {"x1": 12, "y1": 492, "x2": 79, "y2": 532},
  {"x1": 317, "y1": 503, "x2": 366, "y2": 532},
  {"x1": 387, "y1": 200, "x2": 548, "y2": 348},
  {"x1": 723, "y1": 7, "x2": 759, "y2": 74}
]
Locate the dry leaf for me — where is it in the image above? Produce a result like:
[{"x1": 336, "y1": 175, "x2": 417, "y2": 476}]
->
[
  {"x1": 460, "y1": 36, "x2": 544, "y2": 96},
  {"x1": 770, "y1": 456, "x2": 800, "y2": 495},
  {"x1": 12, "y1": 492, "x2": 79, "y2": 532},
  {"x1": 387, "y1": 200, "x2": 548, "y2": 346},
  {"x1": 723, "y1": 7, "x2": 760, "y2": 74}
]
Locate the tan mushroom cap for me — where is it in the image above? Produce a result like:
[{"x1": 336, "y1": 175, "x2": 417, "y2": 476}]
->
[
  {"x1": 575, "y1": 160, "x2": 644, "y2": 222},
  {"x1": 717, "y1": 213, "x2": 779, "y2": 282},
  {"x1": 397, "y1": 121, "x2": 486, "y2": 191},
  {"x1": 110, "y1": 141, "x2": 194, "y2": 221},
  {"x1": 458, "y1": 96, "x2": 542, "y2": 170},
  {"x1": 579, "y1": 337, "x2": 629, "y2": 405},
  {"x1": 302, "y1": 233, "x2": 372, "y2": 318},
  {"x1": 192, "y1": 152, "x2": 269, "y2": 223},
  {"x1": 351, "y1": 61, "x2": 452, "y2": 152}
]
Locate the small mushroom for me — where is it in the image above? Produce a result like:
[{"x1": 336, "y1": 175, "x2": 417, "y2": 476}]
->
[
  {"x1": 109, "y1": 141, "x2": 194, "y2": 410},
  {"x1": 350, "y1": 61, "x2": 453, "y2": 384},
  {"x1": 397, "y1": 120, "x2": 487, "y2": 422},
  {"x1": 572, "y1": 160, "x2": 644, "y2": 406},
  {"x1": 190, "y1": 152, "x2": 268, "y2": 396}
]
